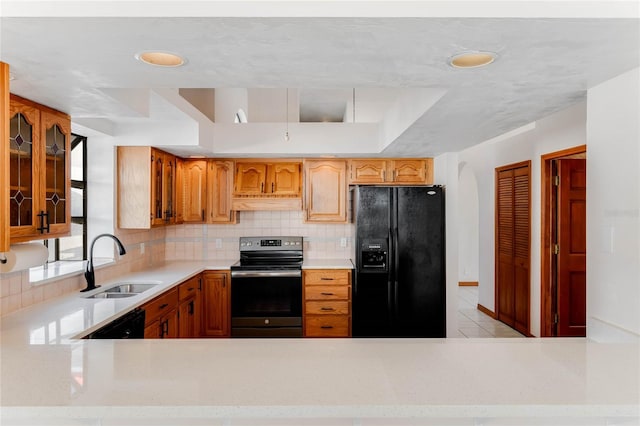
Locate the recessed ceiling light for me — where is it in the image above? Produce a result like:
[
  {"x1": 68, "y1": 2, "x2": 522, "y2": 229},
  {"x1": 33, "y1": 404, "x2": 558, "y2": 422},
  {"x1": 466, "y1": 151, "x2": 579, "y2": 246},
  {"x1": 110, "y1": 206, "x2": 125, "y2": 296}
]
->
[
  {"x1": 135, "y1": 51, "x2": 186, "y2": 67},
  {"x1": 449, "y1": 51, "x2": 497, "y2": 69}
]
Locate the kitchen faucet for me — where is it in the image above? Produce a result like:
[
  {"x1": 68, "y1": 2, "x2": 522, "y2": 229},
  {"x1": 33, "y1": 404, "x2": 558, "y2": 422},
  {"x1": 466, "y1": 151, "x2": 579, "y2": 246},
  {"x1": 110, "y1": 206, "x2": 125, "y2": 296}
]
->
[{"x1": 81, "y1": 233, "x2": 127, "y2": 292}]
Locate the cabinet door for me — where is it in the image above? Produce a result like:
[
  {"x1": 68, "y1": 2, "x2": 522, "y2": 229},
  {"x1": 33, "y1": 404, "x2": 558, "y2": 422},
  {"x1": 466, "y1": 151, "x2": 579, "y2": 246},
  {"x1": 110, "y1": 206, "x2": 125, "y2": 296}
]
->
[
  {"x1": 208, "y1": 160, "x2": 236, "y2": 223},
  {"x1": 234, "y1": 162, "x2": 267, "y2": 195},
  {"x1": 8, "y1": 100, "x2": 40, "y2": 239},
  {"x1": 40, "y1": 110, "x2": 71, "y2": 237},
  {"x1": 161, "y1": 310, "x2": 179, "y2": 338},
  {"x1": 270, "y1": 163, "x2": 301, "y2": 196},
  {"x1": 349, "y1": 159, "x2": 387, "y2": 184},
  {"x1": 391, "y1": 159, "x2": 427, "y2": 184},
  {"x1": 181, "y1": 160, "x2": 207, "y2": 223},
  {"x1": 304, "y1": 160, "x2": 346, "y2": 223},
  {"x1": 144, "y1": 320, "x2": 162, "y2": 338},
  {"x1": 150, "y1": 149, "x2": 164, "y2": 226},
  {"x1": 162, "y1": 153, "x2": 176, "y2": 224},
  {"x1": 175, "y1": 158, "x2": 184, "y2": 224},
  {"x1": 178, "y1": 296, "x2": 198, "y2": 338},
  {"x1": 202, "y1": 271, "x2": 230, "y2": 337}
]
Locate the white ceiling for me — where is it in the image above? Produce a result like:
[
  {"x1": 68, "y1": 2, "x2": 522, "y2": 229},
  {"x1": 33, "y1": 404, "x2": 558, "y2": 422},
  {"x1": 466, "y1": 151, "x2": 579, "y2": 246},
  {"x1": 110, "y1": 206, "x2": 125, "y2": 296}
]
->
[{"x1": 1, "y1": 1, "x2": 639, "y2": 157}]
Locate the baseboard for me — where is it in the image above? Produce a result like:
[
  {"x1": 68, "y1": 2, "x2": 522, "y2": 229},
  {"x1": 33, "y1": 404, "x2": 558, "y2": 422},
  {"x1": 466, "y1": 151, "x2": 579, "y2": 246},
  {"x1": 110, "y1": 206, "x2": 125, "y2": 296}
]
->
[
  {"x1": 459, "y1": 281, "x2": 479, "y2": 286},
  {"x1": 477, "y1": 303, "x2": 495, "y2": 319}
]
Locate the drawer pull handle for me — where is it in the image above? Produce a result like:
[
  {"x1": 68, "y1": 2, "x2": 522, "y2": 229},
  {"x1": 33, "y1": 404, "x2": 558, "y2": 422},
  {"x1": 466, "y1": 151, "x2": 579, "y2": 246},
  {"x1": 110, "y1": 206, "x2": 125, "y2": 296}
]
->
[
  {"x1": 320, "y1": 307, "x2": 335, "y2": 311},
  {"x1": 321, "y1": 325, "x2": 334, "y2": 329},
  {"x1": 321, "y1": 292, "x2": 334, "y2": 296},
  {"x1": 159, "y1": 303, "x2": 169, "y2": 310},
  {"x1": 188, "y1": 287, "x2": 195, "y2": 291},
  {"x1": 320, "y1": 277, "x2": 335, "y2": 281}
]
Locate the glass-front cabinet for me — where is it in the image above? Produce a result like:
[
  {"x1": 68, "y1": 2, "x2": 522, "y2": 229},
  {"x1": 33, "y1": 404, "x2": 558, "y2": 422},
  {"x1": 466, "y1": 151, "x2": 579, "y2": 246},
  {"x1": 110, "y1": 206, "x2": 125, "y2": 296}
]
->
[{"x1": 8, "y1": 96, "x2": 70, "y2": 242}]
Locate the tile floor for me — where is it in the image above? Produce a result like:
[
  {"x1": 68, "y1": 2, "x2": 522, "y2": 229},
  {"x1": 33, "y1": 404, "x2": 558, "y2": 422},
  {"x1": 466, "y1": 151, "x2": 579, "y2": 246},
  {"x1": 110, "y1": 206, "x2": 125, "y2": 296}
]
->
[{"x1": 455, "y1": 286, "x2": 525, "y2": 338}]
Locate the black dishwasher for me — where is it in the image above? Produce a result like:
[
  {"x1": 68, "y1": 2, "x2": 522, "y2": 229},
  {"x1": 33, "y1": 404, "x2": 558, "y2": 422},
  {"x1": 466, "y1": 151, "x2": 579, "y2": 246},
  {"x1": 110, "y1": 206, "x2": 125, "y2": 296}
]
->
[{"x1": 86, "y1": 308, "x2": 145, "y2": 339}]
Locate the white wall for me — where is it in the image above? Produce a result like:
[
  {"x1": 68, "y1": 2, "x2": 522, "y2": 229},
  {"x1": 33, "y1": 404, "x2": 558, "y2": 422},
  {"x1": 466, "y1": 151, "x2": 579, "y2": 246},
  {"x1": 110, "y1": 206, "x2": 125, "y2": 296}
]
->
[
  {"x1": 435, "y1": 152, "x2": 459, "y2": 338},
  {"x1": 586, "y1": 67, "x2": 640, "y2": 342},
  {"x1": 458, "y1": 162, "x2": 479, "y2": 283},
  {"x1": 458, "y1": 102, "x2": 587, "y2": 337}
]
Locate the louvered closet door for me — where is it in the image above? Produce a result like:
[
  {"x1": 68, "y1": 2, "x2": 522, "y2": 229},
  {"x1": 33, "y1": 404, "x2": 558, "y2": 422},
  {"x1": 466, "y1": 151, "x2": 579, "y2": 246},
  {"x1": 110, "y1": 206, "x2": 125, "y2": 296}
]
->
[{"x1": 495, "y1": 162, "x2": 530, "y2": 335}]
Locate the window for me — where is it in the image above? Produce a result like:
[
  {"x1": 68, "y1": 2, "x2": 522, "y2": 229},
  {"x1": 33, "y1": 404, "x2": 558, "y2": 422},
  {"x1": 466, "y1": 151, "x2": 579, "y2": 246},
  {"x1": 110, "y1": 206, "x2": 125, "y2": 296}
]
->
[{"x1": 42, "y1": 133, "x2": 87, "y2": 262}]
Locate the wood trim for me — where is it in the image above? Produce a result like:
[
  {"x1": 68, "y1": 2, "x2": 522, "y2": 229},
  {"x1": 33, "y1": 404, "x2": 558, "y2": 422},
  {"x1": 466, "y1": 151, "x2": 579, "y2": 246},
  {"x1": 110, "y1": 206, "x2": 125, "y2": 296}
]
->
[
  {"x1": 0, "y1": 63, "x2": 9, "y2": 252},
  {"x1": 459, "y1": 281, "x2": 478, "y2": 286},
  {"x1": 477, "y1": 303, "x2": 495, "y2": 319},
  {"x1": 540, "y1": 145, "x2": 587, "y2": 337}
]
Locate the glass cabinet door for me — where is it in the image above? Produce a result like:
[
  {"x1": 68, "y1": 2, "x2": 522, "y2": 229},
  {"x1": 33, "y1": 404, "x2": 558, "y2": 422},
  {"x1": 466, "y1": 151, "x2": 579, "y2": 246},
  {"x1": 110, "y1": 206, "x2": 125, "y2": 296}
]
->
[
  {"x1": 9, "y1": 104, "x2": 39, "y2": 237},
  {"x1": 41, "y1": 111, "x2": 71, "y2": 236},
  {"x1": 163, "y1": 154, "x2": 175, "y2": 223},
  {"x1": 151, "y1": 149, "x2": 164, "y2": 226}
]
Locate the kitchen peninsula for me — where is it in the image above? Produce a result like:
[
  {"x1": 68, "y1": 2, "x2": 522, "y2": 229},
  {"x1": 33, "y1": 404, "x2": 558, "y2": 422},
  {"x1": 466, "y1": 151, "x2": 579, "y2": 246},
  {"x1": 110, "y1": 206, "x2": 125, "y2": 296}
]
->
[{"x1": 1, "y1": 261, "x2": 638, "y2": 426}]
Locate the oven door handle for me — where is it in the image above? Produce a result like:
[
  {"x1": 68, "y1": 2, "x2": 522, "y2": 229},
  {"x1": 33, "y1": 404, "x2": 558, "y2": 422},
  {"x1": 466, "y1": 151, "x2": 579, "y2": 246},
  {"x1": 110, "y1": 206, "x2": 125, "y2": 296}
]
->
[{"x1": 231, "y1": 270, "x2": 302, "y2": 278}]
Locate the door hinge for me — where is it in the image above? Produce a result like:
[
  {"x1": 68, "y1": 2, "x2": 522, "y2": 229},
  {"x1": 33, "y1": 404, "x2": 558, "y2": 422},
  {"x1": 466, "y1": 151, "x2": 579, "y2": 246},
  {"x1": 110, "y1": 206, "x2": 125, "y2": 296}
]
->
[
  {"x1": 553, "y1": 244, "x2": 559, "y2": 255},
  {"x1": 553, "y1": 175, "x2": 560, "y2": 186},
  {"x1": 554, "y1": 313, "x2": 559, "y2": 324}
]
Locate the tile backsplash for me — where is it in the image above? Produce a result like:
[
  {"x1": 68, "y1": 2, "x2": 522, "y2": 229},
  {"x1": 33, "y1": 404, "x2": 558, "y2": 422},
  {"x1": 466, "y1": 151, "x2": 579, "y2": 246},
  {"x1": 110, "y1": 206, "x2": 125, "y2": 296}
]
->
[
  {"x1": 1, "y1": 211, "x2": 354, "y2": 316},
  {"x1": 165, "y1": 210, "x2": 354, "y2": 260}
]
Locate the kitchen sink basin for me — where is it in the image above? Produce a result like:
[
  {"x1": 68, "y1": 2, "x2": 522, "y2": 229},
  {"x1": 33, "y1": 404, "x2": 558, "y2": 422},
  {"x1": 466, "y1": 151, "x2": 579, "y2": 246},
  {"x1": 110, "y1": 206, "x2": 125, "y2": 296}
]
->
[
  {"x1": 83, "y1": 282, "x2": 159, "y2": 299},
  {"x1": 104, "y1": 283, "x2": 158, "y2": 294},
  {"x1": 86, "y1": 292, "x2": 137, "y2": 299}
]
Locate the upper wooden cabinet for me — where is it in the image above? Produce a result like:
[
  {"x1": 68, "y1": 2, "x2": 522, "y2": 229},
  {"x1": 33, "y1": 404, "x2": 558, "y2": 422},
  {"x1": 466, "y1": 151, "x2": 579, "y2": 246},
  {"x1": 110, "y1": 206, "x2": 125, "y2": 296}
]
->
[
  {"x1": 208, "y1": 160, "x2": 236, "y2": 224},
  {"x1": 1, "y1": 63, "x2": 8, "y2": 252},
  {"x1": 232, "y1": 161, "x2": 302, "y2": 211},
  {"x1": 304, "y1": 160, "x2": 347, "y2": 223},
  {"x1": 349, "y1": 158, "x2": 433, "y2": 185},
  {"x1": 8, "y1": 95, "x2": 71, "y2": 243},
  {"x1": 178, "y1": 159, "x2": 207, "y2": 223},
  {"x1": 117, "y1": 146, "x2": 176, "y2": 229}
]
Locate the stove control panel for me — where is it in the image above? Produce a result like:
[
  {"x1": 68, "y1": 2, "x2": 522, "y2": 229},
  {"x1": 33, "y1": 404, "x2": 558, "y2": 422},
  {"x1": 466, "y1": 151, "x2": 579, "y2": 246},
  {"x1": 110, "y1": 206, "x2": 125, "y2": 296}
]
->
[{"x1": 239, "y1": 236, "x2": 303, "y2": 251}]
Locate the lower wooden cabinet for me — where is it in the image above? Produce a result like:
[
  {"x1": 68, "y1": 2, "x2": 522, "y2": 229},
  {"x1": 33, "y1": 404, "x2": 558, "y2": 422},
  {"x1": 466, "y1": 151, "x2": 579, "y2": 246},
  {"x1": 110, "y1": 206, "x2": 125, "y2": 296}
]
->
[
  {"x1": 303, "y1": 269, "x2": 352, "y2": 337},
  {"x1": 201, "y1": 271, "x2": 230, "y2": 337},
  {"x1": 177, "y1": 275, "x2": 202, "y2": 338},
  {"x1": 142, "y1": 287, "x2": 179, "y2": 339}
]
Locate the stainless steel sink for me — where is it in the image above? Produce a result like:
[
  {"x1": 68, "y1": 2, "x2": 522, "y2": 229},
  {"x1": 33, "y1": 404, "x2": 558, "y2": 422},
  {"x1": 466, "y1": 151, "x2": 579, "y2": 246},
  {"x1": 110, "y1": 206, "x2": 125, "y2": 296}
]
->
[
  {"x1": 83, "y1": 282, "x2": 159, "y2": 299},
  {"x1": 104, "y1": 283, "x2": 158, "y2": 294},
  {"x1": 86, "y1": 292, "x2": 137, "y2": 299}
]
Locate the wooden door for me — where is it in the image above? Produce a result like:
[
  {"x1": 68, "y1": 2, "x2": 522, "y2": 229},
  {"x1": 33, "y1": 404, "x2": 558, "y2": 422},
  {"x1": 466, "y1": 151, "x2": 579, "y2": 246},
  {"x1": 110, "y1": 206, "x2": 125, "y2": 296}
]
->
[
  {"x1": 178, "y1": 296, "x2": 198, "y2": 338},
  {"x1": 349, "y1": 159, "x2": 386, "y2": 184},
  {"x1": 150, "y1": 149, "x2": 164, "y2": 226},
  {"x1": 234, "y1": 162, "x2": 267, "y2": 195},
  {"x1": 270, "y1": 163, "x2": 301, "y2": 196},
  {"x1": 8, "y1": 99, "x2": 40, "y2": 239},
  {"x1": 1, "y1": 63, "x2": 9, "y2": 252},
  {"x1": 175, "y1": 157, "x2": 184, "y2": 224},
  {"x1": 304, "y1": 160, "x2": 347, "y2": 223},
  {"x1": 208, "y1": 160, "x2": 236, "y2": 223},
  {"x1": 182, "y1": 160, "x2": 207, "y2": 223},
  {"x1": 162, "y1": 153, "x2": 176, "y2": 224},
  {"x1": 202, "y1": 272, "x2": 230, "y2": 337},
  {"x1": 391, "y1": 159, "x2": 426, "y2": 183},
  {"x1": 556, "y1": 159, "x2": 586, "y2": 337},
  {"x1": 40, "y1": 110, "x2": 71, "y2": 238},
  {"x1": 495, "y1": 161, "x2": 530, "y2": 335}
]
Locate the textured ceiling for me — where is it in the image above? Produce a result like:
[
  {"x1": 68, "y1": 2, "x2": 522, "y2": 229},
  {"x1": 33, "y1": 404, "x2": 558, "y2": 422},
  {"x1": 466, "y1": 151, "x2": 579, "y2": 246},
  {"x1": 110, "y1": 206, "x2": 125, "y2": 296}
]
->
[{"x1": 1, "y1": 6, "x2": 639, "y2": 156}]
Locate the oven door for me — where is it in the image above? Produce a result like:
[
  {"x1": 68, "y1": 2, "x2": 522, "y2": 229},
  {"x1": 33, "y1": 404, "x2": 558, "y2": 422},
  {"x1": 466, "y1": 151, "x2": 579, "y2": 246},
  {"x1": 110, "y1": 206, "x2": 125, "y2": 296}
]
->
[{"x1": 230, "y1": 270, "x2": 302, "y2": 337}]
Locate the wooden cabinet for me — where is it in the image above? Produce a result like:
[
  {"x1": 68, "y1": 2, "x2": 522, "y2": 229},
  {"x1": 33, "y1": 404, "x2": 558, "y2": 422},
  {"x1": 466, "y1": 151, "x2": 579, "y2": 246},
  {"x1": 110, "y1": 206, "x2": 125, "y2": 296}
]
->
[
  {"x1": 178, "y1": 159, "x2": 207, "y2": 223},
  {"x1": 0, "y1": 63, "x2": 8, "y2": 252},
  {"x1": 202, "y1": 271, "x2": 230, "y2": 337},
  {"x1": 142, "y1": 287, "x2": 179, "y2": 339},
  {"x1": 117, "y1": 146, "x2": 176, "y2": 229},
  {"x1": 8, "y1": 95, "x2": 71, "y2": 243},
  {"x1": 208, "y1": 160, "x2": 236, "y2": 223},
  {"x1": 303, "y1": 269, "x2": 352, "y2": 337},
  {"x1": 177, "y1": 274, "x2": 202, "y2": 338},
  {"x1": 348, "y1": 158, "x2": 433, "y2": 185},
  {"x1": 232, "y1": 161, "x2": 302, "y2": 210},
  {"x1": 304, "y1": 160, "x2": 347, "y2": 223}
]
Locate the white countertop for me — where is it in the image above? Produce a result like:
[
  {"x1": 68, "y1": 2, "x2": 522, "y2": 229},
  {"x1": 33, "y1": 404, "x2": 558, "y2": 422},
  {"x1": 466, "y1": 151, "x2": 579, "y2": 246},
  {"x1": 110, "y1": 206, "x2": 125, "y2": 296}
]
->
[{"x1": 1, "y1": 261, "x2": 638, "y2": 425}]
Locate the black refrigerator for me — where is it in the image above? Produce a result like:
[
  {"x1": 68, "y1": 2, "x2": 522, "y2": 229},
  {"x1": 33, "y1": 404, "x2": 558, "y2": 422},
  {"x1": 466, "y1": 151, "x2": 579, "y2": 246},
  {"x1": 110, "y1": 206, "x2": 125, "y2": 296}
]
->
[{"x1": 353, "y1": 185, "x2": 446, "y2": 337}]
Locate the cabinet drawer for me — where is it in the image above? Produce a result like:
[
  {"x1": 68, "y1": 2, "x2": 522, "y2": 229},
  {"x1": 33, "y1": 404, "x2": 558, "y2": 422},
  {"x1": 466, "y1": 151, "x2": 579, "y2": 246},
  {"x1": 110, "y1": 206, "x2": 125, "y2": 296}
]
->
[
  {"x1": 304, "y1": 270, "x2": 350, "y2": 286},
  {"x1": 143, "y1": 288, "x2": 178, "y2": 325},
  {"x1": 178, "y1": 277, "x2": 199, "y2": 301},
  {"x1": 305, "y1": 300, "x2": 349, "y2": 315},
  {"x1": 305, "y1": 315, "x2": 350, "y2": 337},
  {"x1": 305, "y1": 285, "x2": 349, "y2": 301}
]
